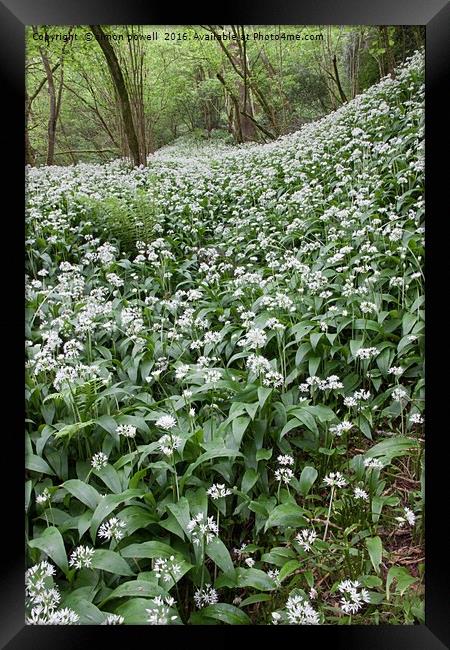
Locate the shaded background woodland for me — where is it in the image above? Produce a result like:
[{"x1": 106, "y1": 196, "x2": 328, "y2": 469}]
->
[{"x1": 26, "y1": 24, "x2": 425, "y2": 167}]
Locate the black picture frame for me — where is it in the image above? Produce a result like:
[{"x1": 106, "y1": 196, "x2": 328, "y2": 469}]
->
[{"x1": 3, "y1": 0, "x2": 449, "y2": 647}]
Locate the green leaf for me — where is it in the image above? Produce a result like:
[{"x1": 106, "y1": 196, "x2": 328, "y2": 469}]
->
[
  {"x1": 287, "y1": 408, "x2": 319, "y2": 435},
  {"x1": 28, "y1": 526, "x2": 68, "y2": 574},
  {"x1": 62, "y1": 592, "x2": 105, "y2": 624},
  {"x1": 191, "y1": 603, "x2": 251, "y2": 625},
  {"x1": 298, "y1": 466, "x2": 318, "y2": 496},
  {"x1": 91, "y1": 550, "x2": 134, "y2": 576},
  {"x1": 264, "y1": 503, "x2": 307, "y2": 531},
  {"x1": 350, "y1": 339, "x2": 363, "y2": 356},
  {"x1": 118, "y1": 505, "x2": 157, "y2": 535},
  {"x1": 365, "y1": 536, "x2": 383, "y2": 574},
  {"x1": 180, "y1": 447, "x2": 242, "y2": 488},
  {"x1": 365, "y1": 437, "x2": 419, "y2": 462},
  {"x1": 280, "y1": 418, "x2": 302, "y2": 438},
  {"x1": 166, "y1": 497, "x2": 191, "y2": 537},
  {"x1": 54, "y1": 420, "x2": 94, "y2": 440},
  {"x1": 310, "y1": 332, "x2": 322, "y2": 350},
  {"x1": 100, "y1": 579, "x2": 165, "y2": 604},
  {"x1": 257, "y1": 386, "x2": 272, "y2": 410},
  {"x1": 26, "y1": 454, "x2": 55, "y2": 476},
  {"x1": 241, "y1": 468, "x2": 258, "y2": 493},
  {"x1": 93, "y1": 464, "x2": 122, "y2": 494},
  {"x1": 232, "y1": 416, "x2": 250, "y2": 446},
  {"x1": 121, "y1": 541, "x2": 181, "y2": 560},
  {"x1": 205, "y1": 537, "x2": 235, "y2": 574},
  {"x1": 278, "y1": 559, "x2": 301, "y2": 582},
  {"x1": 256, "y1": 448, "x2": 272, "y2": 462},
  {"x1": 89, "y1": 489, "x2": 145, "y2": 541},
  {"x1": 95, "y1": 414, "x2": 118, "y2": 436},
  {"x1": 63, "y1": 479, "x2": 101, "y2": 511},
  {"x1": 236, "y1": 568, "x2": 276, "y2": 591},
  {"x1": 386, "y1": 566, "x2": 418, "y2": 601},
  {"x1": 239, "y1": 593, "x2": 272, "y2": 607}
]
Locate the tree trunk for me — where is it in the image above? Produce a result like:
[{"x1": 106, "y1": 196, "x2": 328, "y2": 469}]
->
[
  {"x1": 380, "y1": 26, "x2": 396, "y2": 77},
  {"x1": 90, "y1": 25, "x2": 143, "y2": 166},
  {"x1": 332, "y1": 55, "x2": 348, "y2": 104},
  {"x1": 35, "y1": 32, "x2": 57, "y2": 165}
]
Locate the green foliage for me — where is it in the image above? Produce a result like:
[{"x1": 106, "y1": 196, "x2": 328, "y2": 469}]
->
[{"x1": 25, "y1": 51, "x2": 424, "y2": 625}]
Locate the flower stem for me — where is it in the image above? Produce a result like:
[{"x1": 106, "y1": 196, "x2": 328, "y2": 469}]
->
[{"x1": 323, "y1": 485, "x2": 335, "y2": 542}]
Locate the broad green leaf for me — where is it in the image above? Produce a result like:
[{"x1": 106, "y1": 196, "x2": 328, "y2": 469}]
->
[
  {"x1": 236, "y1": 568, "x2": 276, "y2": 591},
  {"x1": 63, "y1": 479, "x2": 101, "y2": 511},
  {"x1": 298, "y1": 466, "x2": 318, "y2": 496},
  {"x1": 118, "y1": 505, "x2": 157, "y2": 535},
  {"x1": 54, "y1": 420, "x2": 94, "y2": 440},
  {"x1": 26, "y1": 454, "x2": 55, "y2": 476},
  {"x1": 205, "y1": 537, "x2": 235, "y2": 575},
  {"x1": 91, "y1": 550, "x2": 134, "y2": 576},
  {"x1": 166, "y1": 497, "x2": 190, "y2": 536},
  {"x1": 28, "y1": 526, "x2": 68, "y2": 574},
  {"x1": 278, "y1": 559, "x2": 301, "y2": 582},
  {"x1": 365, "y1": 437, "x2": 419, "y2": 462},
  {"x1": 239, "y1": 593, "x2": 272, "y2": 607},
  {"x1": 121, "y1": 541, "x2": 181, "y2": 560},
  {"x1": 256, "y1": 448, "x2": 272, "y2": 461},
  {"x1": 232, "y1": 416, "x2": 250, "y2": 446},
  {"x1": 386, "y1": 566, "x2": 418, "y2": 600},
  {"x1": 191, "y1": 603, "x2": 251, "y2": 625},
  {"x1": 180, "y1": 447, "x2": 242, "y2": 488},
  {"x1": 365, "y1": 536, "x2": 383, "y2": 574},
  {"x1": 100, "y1": 579, "x2": 165, "y2": 604},
  {"x1": 62, "y1": 591, "x2": 105, "y2": 624},
  {"x1": 241, "y1": 468, "x2": 258, "y2": 494},
  {"x1": 93, "y1": 464, "x2": 122, "y2": 494},
  {"x1": 257, "y1": 386, "x2": 272, "y2": 410},
  {"x1": 264, "y1": 503, "x2": 307, "y2": 531}
]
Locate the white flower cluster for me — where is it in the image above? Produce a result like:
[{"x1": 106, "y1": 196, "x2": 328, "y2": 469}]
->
[
  {"x1": 396, "y1": 506, "x2": 416, "y2": 527},
  {"x1": 146, "y1": 596, "x2": 178, "y2": 625},
  {"x1": 274, "y1": 454, "x2": 295, "y2": 485},
  {"x1": 207, "y1": 483, "x2": 232, "y2": 499},
  {"x1": 337, "y1": 579, "x2": 371, "y2": 615},
  {"x1": 194, "y1": 584, "x2": 219, "y2": 608},
  {"x1": 246, "y1": 354, "x2": 284, "y2": 388},
  {"x1": 329, "y1": 421, "x2": 353, "y2": 436},
  {"x1": 154, "y1": 556, "x2": 182, "y2": 582},
  {"x1": 299, "y1": 374, "x2": 343, "y2": 393},
  {"x1": 116, "y1": 424, "x2": 137, "y2": 438},
  {"x1": 354, "y1": 347, "x2": 378, "y2": 360},
  {"x1": 323, "y1": 472, "x2": 347, "y2": 488},
  {"x1": 156, "y1": 414, "x2": 177, "y2": 430},
  {"x1": 26, "y1": 561, "x2": 79, "y2": 625},
  {"x1": 102, "y1": 614, "x2": 125, "y2": 624},
  {"x1": 272, "y1": 593, "x2": 320, "y2": 625},
  {"x1": 363, "y1": 457, "x2": 384, "y2": 471},
  {"x1": 69, "y1": 545, "x2": 95, "y2": 569},
  {"x1": 295, "y1": 528, "x2": 318, "y2": 552},
  {"x1": 98, "y1": 516, "x2": 126, "y2": 542},
  {"x1": 91, "y1": 451, "x2": 108, "y2": 470},
  {"x1": 187, "y1": 512, "x2": 219, "y2": 545},
  {"x1": 158, "y1": 433, "x2": 183, "y2": 456}
]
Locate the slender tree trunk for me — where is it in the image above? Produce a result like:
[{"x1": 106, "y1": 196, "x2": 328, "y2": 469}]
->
[
  {"x1": 380, "y1": 26, "x2": 396, "y2": 77},
  {"x1": 35, "y1": 34, "x2": 57, "y2": 165},
  {"x1": 25, "y1": 92, "x2": 35, "y2": 166},
  {"x1": 332, "y1": 55, "x2": 348, "y2": 103},
  {"x1": 90, "y1": 25, "x2": 143, "y2": 166}
]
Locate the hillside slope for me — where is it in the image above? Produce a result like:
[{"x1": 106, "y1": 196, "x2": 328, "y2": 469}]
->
[{"x1": 25, "y1": 50, "x2": 424, "y2": 626}]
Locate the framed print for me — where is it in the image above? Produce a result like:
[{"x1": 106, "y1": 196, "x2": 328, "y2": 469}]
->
[{"x1": 1, "y1": 0, "x2": 449, "y2": 647}]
